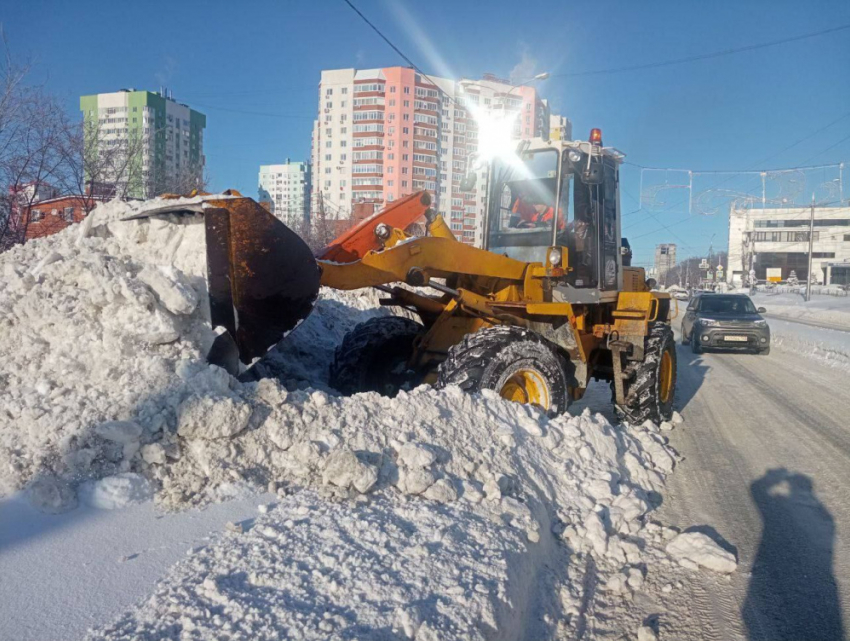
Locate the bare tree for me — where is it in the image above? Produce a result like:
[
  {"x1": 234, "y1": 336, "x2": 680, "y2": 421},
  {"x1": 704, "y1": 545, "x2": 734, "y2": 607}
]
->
[
  {"x1": 160, "y1": 161, "x2": 208, "y2": 196},
  {"x1": 56, "y1": 116, "x2": 149, "y2": 210},
  {"x1": 0, "y1": 86, "x2": 68, "y2": 249}
]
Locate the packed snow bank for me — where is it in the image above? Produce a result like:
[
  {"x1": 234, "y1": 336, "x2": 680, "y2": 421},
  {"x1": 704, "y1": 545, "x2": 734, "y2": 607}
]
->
[
  {"x1": 1, "y1": 194, "x2": 732, "y2": 639},
  {"x1": 88, "y1": 388, "x2": 696, "y2": 640},
  {"x1": 753, "y1": 292, "x2": 850, "y2": 329},
  {"x1": 0, "y1": 196, "x2": 389, "y2": 500}
]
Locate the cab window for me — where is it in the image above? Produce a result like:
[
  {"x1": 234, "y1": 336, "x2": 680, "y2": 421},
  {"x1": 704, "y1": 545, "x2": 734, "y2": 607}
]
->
[{"x1": 487, "y1": 149, "x2": 560, "y2": 263}]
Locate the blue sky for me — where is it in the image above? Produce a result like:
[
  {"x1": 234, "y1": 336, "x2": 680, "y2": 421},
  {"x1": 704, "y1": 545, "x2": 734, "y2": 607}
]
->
[{"x1": 5, "y1": 0, "x2": 850, "y2": 266}]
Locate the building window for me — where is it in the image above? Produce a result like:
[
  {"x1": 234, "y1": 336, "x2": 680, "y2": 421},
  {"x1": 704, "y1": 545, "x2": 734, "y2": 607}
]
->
[
  {"x1": 340, "y1": 140, "x2": 347, "y2": 147},
  {"x1": 63, "y1": 207, "x2": 74, "y2": 222},
  {"x1": 403, "y1": 127, "x2": 409, "y2": 134},
  {"x1": 326, "y1": 141, "x2": 332, "y2": 148},
  {"x1": 402, "y1": 180, "x2": 408, "y2": 187},
  {"x1": 403, "y1": 87, "x2": 410, "y2": 94},
  {"x1": 389, "y1": 99, "x2": 396, "y2": 106},
  {"x1": 326, "y1": 88, "x2": 333, "y2": 96},
  {"x1": 387, "y1": 180, "x2": 394, "y2": 186},
  {"x1": 31, "y1": 209, "x2": 43, "y2": 222},
  {"x1": 844, "y1": 234, "x2": 850, "y2": 241},
  {"x1": 325, "y1": 154, "x2": 332, "y2": 161},
  {"x1": 341, "y1": 87, "x2": 348, "y2": 95}
]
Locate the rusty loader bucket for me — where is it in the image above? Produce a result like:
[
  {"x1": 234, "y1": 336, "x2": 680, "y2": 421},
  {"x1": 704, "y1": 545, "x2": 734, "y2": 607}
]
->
[{"x1": 126, "y1": 194, "x2": 321, "y2": 374}]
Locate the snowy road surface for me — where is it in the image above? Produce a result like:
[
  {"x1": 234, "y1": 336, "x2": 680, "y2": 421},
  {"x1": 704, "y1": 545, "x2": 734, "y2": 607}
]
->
[
  {"x1": 656, "y1": 320, "x2": 849, "y2": 640},
  {"x1": 0, "y1": 493, "x2": 272, "y2": 641}
]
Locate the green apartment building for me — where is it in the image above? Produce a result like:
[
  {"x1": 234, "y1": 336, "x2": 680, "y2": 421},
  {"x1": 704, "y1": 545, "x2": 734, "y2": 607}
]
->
[{"x1": 80, "y1": 89, "x2": 206, "y2": 199}]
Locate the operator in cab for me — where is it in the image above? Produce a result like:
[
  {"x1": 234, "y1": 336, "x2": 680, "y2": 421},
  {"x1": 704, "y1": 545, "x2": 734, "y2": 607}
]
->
[{"x1": 510, "y1": 187, "x2": 564, "y2": 230}]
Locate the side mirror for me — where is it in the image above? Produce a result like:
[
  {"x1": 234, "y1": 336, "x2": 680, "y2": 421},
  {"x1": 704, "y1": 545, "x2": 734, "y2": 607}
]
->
[
  {"x1": 582, "y1": 159, "x2": 604, "y2": 185},
  {"x1": 757, "y1": 307, "x2": 766, "y2": 313},
  {"x1": 459, "y1": 173, "x2": 477, "y2": 192}
]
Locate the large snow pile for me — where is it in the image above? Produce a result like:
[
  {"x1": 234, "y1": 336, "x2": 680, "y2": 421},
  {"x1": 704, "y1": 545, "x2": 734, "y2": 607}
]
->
[{"x1": 1, "y1": 196, "x2": 734, "y2": 639}]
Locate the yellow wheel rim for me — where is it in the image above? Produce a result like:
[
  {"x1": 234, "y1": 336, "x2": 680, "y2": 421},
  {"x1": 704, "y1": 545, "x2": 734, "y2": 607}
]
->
[
  {"x1": 499, "y1": 369, "x2": 551, "y2": 409},
  {"x1": 659, "y1": 350, "x2": 673, "y2": 403}
]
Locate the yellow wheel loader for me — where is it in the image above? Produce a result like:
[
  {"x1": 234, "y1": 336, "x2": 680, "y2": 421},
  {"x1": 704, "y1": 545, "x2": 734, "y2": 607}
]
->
[{"x1": 140, "y1": 131, "x2": 676, "y2": 423}]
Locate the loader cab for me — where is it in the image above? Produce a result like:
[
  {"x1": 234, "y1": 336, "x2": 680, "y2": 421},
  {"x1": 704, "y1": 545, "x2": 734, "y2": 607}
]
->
[{"x1": 484, "y1": 135, "x2": 623, "y2": 296}]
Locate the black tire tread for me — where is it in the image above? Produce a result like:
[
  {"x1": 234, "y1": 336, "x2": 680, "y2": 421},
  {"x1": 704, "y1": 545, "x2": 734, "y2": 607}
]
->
[
  {"x1": 614, "y1": 323, "x2": 677, "y2": 424},
  {"x1": 330, "y1": 316, "x2": 423, "y2": 395},
  {"x1": 436, "y1": 325, "x2": 572, "y2": 416}
]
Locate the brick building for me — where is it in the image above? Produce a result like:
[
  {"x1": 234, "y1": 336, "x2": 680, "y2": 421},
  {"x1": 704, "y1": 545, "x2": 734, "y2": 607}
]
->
[{"x1": 23, "y1": 196, "x2": 106, "y2": 241}]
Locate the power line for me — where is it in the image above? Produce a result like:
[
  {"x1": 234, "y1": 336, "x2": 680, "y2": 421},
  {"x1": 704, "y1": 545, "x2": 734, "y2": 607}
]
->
[
  {"x1": 623, "y1": 116, "x2": 850, "y2": 235},
  {"x1": 552, "y1": 23, "x2": 850, "y2": 78},
  {"x1": 340, "y1": 0, "x2": 459, "y2": 109}
]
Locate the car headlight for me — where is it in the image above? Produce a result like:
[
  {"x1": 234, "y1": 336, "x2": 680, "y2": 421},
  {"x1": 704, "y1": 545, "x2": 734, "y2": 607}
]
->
[
  {"x1": 698, "y1": 319, "x2": 718, "y2": 326},
  {"x1": 753, "y1": 319, "x2": 767, "y2": 326}
]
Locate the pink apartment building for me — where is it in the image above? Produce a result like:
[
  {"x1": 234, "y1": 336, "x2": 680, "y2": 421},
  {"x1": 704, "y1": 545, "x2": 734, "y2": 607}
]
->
[{"x1": 311, "y1": 67, "x2": 560, "y2": 246}]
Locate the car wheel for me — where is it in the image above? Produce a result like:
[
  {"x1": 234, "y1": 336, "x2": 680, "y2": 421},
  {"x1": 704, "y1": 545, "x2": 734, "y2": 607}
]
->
[{"x1": 690, "y1": 329, "x2": 702, "y2": 354}]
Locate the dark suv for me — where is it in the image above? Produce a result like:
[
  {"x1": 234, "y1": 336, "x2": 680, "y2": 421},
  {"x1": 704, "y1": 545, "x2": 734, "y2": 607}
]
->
[{"x1": 681, "y1": 294, "x2": 770, "y2": 355}]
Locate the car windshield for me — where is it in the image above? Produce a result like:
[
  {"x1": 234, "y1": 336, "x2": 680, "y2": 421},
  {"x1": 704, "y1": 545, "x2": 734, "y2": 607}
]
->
[{"x1": 699, "y1": 296, "x2": 757, "y2": 314}]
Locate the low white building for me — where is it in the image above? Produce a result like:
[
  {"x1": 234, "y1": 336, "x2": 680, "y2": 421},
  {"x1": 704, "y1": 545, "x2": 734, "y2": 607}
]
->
[
  {"x1": 258, "y1": 160, "x2": 311, "y2": 227},
  {"x1": 727, "y1": 205, "x2": 850, "y2": 285}
]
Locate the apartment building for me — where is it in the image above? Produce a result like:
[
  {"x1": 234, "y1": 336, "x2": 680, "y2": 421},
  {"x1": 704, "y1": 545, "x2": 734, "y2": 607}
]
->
[
  {"x1": 258, "y1": 160, "x2": 311, "y2": 227},
  {"x1": 79, "y1": 88, "x2": 206, "y2": 199},
  {"x1": 311, "y1": 68, "x2": 558, "y2": 246}
]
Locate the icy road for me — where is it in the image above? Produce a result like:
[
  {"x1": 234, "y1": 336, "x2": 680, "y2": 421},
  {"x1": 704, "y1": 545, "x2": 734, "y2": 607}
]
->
[{"x1": 656, "y1": 317, "x2": 850, "y2": 640}]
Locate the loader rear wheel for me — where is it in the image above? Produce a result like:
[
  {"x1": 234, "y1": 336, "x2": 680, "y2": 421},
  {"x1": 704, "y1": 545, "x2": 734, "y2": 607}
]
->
[
  {"x1": 614, "y1": 323, "x2": 677, "y2": 425},
  {"x1": 330, "y1": 316, "x2": 423, "y2": 396},
  {"x1": 435, "y1": 325, "x2": 572, "y2": 417}
]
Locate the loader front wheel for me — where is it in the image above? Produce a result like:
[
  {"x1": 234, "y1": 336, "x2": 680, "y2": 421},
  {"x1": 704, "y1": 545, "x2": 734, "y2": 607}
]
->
[
  {"x1": 614, "y1": 323, "x2": 677, "y2": 424},
  {"x1": 436, "y1": 326, "x2": 573, "y2": 417},
  {"x1": 330, "y1": 316, "x2": 423, "y2": 396}
]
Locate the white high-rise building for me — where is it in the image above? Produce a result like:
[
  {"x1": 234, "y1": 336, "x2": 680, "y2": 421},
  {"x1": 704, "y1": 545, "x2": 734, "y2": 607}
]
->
[
  {"x1": 80, "y1": 89, "x2": 205, "y2": 199},
  {"x1": 311, "y1": 68, "x2": 565, "y2": 246},
  {"x1": 258, "y1": 160, "x2": 311, "y2": 227}
]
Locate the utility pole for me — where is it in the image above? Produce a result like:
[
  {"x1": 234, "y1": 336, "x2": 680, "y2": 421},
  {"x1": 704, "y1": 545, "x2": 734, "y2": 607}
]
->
[{"x1": 806, "y1": 194, "x2": 815, "y2": 302}]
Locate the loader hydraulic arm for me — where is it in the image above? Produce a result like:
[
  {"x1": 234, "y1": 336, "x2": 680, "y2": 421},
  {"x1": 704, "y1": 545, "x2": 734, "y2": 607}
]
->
[
  {"x1": 318, "y1": 232, "x2": 529, "y2": 290},
  {"x1": 317, "y1": 191, "x2": 434, "y2": 263}
]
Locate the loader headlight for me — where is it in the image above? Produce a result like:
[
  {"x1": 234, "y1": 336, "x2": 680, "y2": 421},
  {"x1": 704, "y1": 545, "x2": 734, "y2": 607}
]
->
[
  {"x1": 375, "y1": 223, "x2": 391, "y2": 240},
  {"x1": 548, "y1": 248, "x2": 562, "y2": 266},
  {"x1": 568, "y1": 149, "x2": 582, "y2": 163}
]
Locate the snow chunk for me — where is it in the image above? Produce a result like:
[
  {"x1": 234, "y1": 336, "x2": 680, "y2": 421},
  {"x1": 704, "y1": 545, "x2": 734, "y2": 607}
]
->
[
  {"x1": 94, "y1": 420, "x2": 143, "y2": 444},
  {"x1": 398, "y1": 442, "x2": 436, "y2": 468},
  {"x1": 666, "y1": 532, "x2": 737, "y2": 573},
  {"x1": 176, "y1": 395, "x2": 252, "y2": 440},
  {"x1": 137, "y1": 265, "x2": 198, "y2": 315},
  {"x1": 322, "y1": 448, "x2": 378, "y2": 494},
  {"x1": 423, "y1": 478, "x2": 458, "y2": 503},
  {"x1": 80, "y1": 473, "x2": 154, "y2": 509}
]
